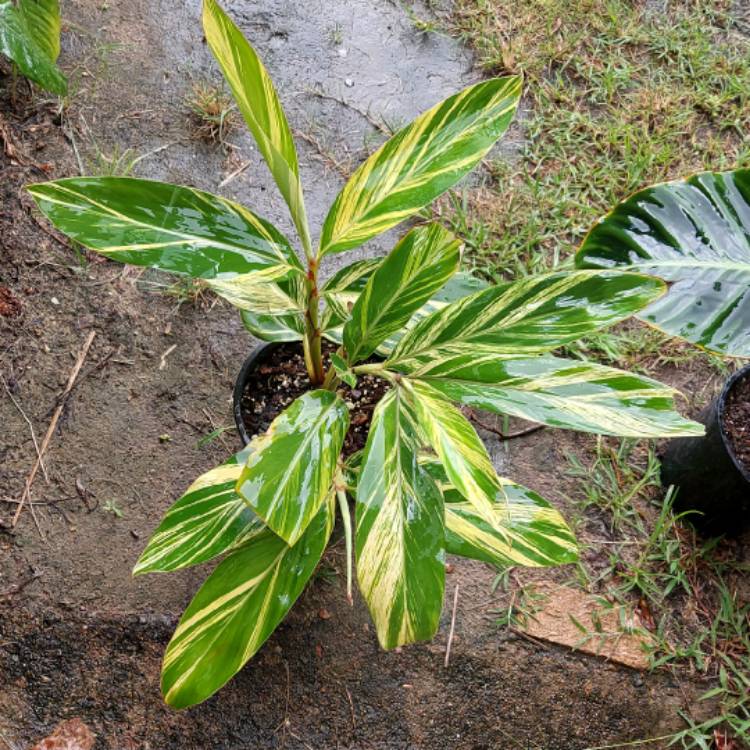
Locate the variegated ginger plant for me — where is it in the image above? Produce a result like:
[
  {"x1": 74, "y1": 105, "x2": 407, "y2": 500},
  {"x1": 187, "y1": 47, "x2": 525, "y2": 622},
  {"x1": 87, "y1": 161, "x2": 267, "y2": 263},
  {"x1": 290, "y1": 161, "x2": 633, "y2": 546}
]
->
[{"x1": 30, "y1": 0, "x2": 739, "y2": 710}]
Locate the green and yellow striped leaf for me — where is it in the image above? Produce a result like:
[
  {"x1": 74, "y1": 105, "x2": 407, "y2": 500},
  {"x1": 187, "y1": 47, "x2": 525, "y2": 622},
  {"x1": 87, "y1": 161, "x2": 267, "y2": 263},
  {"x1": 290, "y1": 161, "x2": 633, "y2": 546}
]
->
[
  {"x1": 27, "y1": 177, "x2": 303, "y2": 278},
  {"x1": 206, "y1": 265, "x2": 302, "y2": 314},
  {"x1": 240, "y1": 273, "x2": 306, "y2": 342},
  {"x1": 162, "y1": 493, "x2": 334, "y2": 709},
  {"x1": 387, "y1": 271, "x2": 666, "y2": 368},
  {"x1": 445, "y1": 484, "x2": 578, "y2": 568},
  {"x1": 321, "y1": 257, "x2": 382, "y2": 336},
  {"x1": 343, "y1": 224, "x2": 461, "y2": 363},
  {"x1": 18, "y1": 0, "x2": 60, "y2": 61},
  {"x1": 324, "y1": 268, "x2": 487, "y2": 350},
  {"x1": 237, "y1": 390, "x2": 349, "y2": 545},
  {"x1": 403, "y1": 354, "x2": 704, "y2": 438},
  {"x1": 423, "y1": 460, "x2": 578, "y2": 568},
  {"x1": 134, "y1": 449, "x2": 264, "y2": 575},
  {"x1": 0, "y1": 0, "x2": 66, "y2": 94},
  {"x1": 203, "y1": 0, "x2": 311, "y2": 253},
  {"x1": 576, "y1": 170, "x2": 750, "y2": 356},
  {"x1": 356, "y1": 386, "x2": 445, "y2": 650},
  {"x1": 318, "y1": 76, "x2": 522, "y2": 256},
  {"x1": 404, "y1": 379, "x2": 500, "y2": 524}
]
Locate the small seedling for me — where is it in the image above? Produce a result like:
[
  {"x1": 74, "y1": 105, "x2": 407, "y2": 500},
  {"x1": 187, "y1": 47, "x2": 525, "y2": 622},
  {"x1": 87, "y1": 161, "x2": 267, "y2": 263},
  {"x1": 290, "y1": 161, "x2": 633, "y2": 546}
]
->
[{"x1": 102, "y1": 499, "x2": 124, "y2": 518}]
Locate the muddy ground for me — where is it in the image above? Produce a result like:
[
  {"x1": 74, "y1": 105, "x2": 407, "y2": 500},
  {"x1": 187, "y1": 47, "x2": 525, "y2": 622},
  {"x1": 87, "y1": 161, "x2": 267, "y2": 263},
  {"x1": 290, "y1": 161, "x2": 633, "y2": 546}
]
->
[{"x1": 0, "y1": 1, "x2": 743, "y2": 748}]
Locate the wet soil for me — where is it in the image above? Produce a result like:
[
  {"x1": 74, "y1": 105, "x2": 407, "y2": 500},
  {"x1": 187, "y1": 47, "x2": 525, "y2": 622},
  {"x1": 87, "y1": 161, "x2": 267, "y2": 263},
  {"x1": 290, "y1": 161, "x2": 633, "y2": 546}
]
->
[
  {"x1": 238, "y1": 341, "x2": 387, "y2": 456},
  {"x1": 0, "y1": 1, "x2": 746, "y2": 748},
  {"x1": 724, "y1": 372, "x2": 750, "y2": 471}
]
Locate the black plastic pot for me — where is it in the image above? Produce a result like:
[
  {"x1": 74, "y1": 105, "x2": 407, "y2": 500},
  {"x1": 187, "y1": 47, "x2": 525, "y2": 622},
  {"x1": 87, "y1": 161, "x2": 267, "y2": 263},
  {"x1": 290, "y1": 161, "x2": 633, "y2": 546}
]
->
[
  {"x1": 233, "y1": 341, "x2": 280, "y2": 447},
  {"x1": 660, "y1": 363, "x2": 750, "y2": 535}
]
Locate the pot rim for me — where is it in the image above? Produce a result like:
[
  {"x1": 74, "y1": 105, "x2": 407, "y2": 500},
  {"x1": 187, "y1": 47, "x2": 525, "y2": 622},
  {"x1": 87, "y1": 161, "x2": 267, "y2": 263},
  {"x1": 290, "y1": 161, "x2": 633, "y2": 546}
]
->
[
  {"x1": 232, "y1": 340, "x2": 283, "y2": 446},
  {"x1": 717, "y1": 361, "x2": 750, "y2": 485}
]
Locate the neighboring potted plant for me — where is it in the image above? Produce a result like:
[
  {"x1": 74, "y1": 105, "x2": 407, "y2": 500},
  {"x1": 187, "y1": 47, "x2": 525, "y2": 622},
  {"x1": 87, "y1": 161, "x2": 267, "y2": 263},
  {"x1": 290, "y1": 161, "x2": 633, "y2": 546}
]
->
[
  {"x1": 28, "y1": 0, "x2": 703, "y2": 709},
  {"x1": 576, "y1": 170, "x2": 750, "y2": 532},
  {"x1": 0, "y1": 0, "x2": 67, "y2": 95}
]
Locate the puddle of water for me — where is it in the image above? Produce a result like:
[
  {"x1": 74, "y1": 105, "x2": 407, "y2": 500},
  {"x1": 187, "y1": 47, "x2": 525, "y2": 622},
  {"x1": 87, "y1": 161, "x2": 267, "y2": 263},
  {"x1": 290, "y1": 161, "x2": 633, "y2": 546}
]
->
[{"x1": 63, "y1": 0, "x2": 475, "y2": 274}]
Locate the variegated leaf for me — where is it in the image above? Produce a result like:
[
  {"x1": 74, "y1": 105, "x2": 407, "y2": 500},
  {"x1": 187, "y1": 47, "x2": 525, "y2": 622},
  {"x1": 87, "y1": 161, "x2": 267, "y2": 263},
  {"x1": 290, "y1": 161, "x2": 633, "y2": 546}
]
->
[
  {"x1": 576, "y1": 170, "x2": 750, "y2": 356},
  {"x1": 324, "y1": 269, "x2": 488, "y2": 350},
  {"x1": 404, "y1": 379, "x2": 500, "y2": 523},
  {"x1": 423, "y1": 460, "x2": 578, "y2": 567},
  {"x1": 356, "y1": 386, "x2": 444, "y2": 650},
  {"x1": 203, "y1": 0, "x2": 311, "y2": 252},
  {"x1": 27, "y1": 177, "x2": 303, "y2": 278},
  {"x1": 18, "y1": 0, "x2": 60, "y2": 61},
  {"x1": 344, "y1": 224, "x2": 461, "y2": 362},
  {"x1": 162, "y1": 493, "x2": 334, "y2": 708},
  {"x1": 445, "y1": 484, "x2": 578, "y2": 567},
  {"x1": 375, "y1": 270, "x2": 490, "y2": 354},
  {"x1": 318, "y1": 76, "x2": 522, "y2": 256},
  {"x1": 387, "y1": 271, "x2": 666, "y2": 367},
  {"x1": 134, "y1": 449, "x2": 264, "y2": 575},
  {"x1": 237, "y1": 390, "x2": 349, "y2": 545},
  {"x1": 0, "y1": 0, "x2": 66, "y2": 94},
  {"x1": 240, "y1": 274, "x2": 306, "y2": 342},
  {"x1": 404, "y1": 354, "x2": 704, "y2": 438},
  {"x1": 321, "y1": 257, "x2": 382, "y2": 335},
  {"x1": 206, "y1": 265, "x2": 302, "y2": 314}
]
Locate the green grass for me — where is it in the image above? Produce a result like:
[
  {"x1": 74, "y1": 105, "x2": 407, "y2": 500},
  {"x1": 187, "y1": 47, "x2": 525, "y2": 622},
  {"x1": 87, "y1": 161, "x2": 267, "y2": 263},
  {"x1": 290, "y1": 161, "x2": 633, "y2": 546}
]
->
[
  {"x1": 442, "y1": 0, "x2": 750, "y2": 277},
  {"x1": 566, "y1": 439, "x2": 750, "y2": 749}
]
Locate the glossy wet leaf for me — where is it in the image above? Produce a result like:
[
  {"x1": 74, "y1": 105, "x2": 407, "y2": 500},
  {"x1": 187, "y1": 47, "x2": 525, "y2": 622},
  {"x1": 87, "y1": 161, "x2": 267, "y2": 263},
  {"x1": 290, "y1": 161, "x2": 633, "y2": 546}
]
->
[
  {"x1": 0, "y1": 0, "x2": 66, "y2": 94},
  {"x1": 28, "y1": 177, "x2": 303, "y2": 278},
  {"x1": 444, "y1": 484, "x2": 578, "y2": 567},
  {"x1": 576, "y1": 170, "x2": 750, "y2": 356},
  {"x1": 423, "y1": 459, "x2": 578, "y2": 567},
  {"x1": 405, "y1": 379, "x2": 500, "y2": 523},
  {"x1": 405, "y1": 354, "x2": 704, "y2": 438},
  {"x1": 343, "y1": 224, "x2": 460, "y2": 362},
  {"x1": 356, "y1": 386, "x2": 444, "y2": 650},
  {"x1": 236, "y1": 390, "x2": 348, "y2": 545},
  {"x1": 162, "y1": 494, "x2": 334, "y2": 709},
  {"x1": 324, "y1": 268, "x2": 487, "y2": 350},
  {"x1": 387, "y1": 271, "x2": 666, "y2": 368},
  {"x1": 134, "y1": 449, "x2": 263, "y2": 575},
  {"x1": 203, "y1": 0, "x2": 311, "y2": 252},
  {"x1": 318, "y1": 76, "x2": 522, "y2": 256}
]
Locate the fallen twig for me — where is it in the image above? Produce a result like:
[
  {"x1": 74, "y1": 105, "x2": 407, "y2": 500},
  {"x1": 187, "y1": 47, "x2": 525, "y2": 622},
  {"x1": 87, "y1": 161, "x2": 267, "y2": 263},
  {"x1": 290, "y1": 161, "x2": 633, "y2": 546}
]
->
[
  {"x1": 159, "y1": 343, "x2": 177, "y2": 371},
  {"x1": 1, "y1": 374, "x2": 48, "y2": 482},
  {"x1": 12, "y1": 331, "x2": 97, "y2": 529},
  {"x1": 444, "y1": 583, "x2": 459, "y2": 668},
  {"x1": 218, "y1": 160, "x2": 252, "y2": 188}
]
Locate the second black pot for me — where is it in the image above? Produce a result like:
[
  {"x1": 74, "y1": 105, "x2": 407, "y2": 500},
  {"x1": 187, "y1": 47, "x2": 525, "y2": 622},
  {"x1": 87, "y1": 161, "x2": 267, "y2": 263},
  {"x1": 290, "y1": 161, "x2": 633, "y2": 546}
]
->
[{"x1": 660, "y1": 363, "x2": 750, "y2": 535}]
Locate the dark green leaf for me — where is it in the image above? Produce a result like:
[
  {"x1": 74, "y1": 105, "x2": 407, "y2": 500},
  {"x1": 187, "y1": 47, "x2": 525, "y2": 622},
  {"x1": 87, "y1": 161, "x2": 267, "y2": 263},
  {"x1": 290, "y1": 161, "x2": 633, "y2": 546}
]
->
[{"x1": 576, "y1": 170, "x2": 750, "y2": 356}]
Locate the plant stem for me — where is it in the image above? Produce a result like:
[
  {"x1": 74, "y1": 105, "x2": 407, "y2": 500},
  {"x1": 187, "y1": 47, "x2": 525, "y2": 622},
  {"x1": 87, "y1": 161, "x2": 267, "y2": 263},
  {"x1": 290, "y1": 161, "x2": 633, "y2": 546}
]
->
[
  {"x1": 304, "y1": 257, "x2": 325, "y2": 385},
  {"x1": 336, "y1": 487, "x2": 354, "y2": 606}
]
